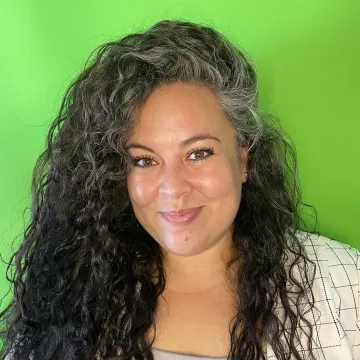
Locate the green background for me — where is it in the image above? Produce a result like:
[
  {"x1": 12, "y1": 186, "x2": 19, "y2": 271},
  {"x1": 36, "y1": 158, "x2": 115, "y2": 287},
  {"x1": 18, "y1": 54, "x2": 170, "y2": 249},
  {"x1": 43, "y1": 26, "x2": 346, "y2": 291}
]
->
[{"x1": 1, "y1": 1, "x2": 359, "y2": 312}]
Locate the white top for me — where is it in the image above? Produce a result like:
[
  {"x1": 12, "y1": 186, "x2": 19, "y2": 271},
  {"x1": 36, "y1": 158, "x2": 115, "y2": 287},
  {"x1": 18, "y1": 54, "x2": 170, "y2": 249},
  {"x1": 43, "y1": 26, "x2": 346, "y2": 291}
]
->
[{"x1": 151, "y1": 347, "x2": 232, "y2": 360}]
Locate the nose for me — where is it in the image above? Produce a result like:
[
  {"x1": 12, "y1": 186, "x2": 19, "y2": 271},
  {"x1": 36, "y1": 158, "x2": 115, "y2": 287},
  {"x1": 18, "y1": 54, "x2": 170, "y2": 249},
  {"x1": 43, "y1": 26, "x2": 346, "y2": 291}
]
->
[{"x1": 158, "y1": 161, "x2": 192, "y2": 199}]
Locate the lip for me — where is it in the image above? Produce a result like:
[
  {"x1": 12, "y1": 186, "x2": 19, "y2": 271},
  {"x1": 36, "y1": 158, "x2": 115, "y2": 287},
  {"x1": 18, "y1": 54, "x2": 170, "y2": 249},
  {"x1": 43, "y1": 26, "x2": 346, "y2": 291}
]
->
[{"x1": 160, "y1": 207, "x2": 202, "y2": 225}]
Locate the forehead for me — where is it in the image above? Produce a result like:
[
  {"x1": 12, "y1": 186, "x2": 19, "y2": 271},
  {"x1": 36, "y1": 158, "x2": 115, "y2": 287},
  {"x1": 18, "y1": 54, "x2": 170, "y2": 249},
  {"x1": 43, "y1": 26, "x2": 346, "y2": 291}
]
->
[{"x1": 128, "y1": 81, "x2": 234, "y2": 141}]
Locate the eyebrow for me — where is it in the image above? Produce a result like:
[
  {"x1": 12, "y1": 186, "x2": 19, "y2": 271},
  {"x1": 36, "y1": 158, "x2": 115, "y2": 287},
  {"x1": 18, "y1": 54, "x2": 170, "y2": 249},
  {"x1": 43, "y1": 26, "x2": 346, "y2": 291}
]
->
[{"x1": 125, "y1": 133, "x2": 221, "y2": 153}]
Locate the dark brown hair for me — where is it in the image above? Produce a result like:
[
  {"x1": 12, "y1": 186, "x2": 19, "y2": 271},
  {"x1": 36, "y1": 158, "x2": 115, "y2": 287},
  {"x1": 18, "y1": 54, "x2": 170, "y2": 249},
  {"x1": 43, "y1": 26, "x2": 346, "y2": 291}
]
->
[{"x1": 0, "y1": 19, "x2": 319, "y2": 360}]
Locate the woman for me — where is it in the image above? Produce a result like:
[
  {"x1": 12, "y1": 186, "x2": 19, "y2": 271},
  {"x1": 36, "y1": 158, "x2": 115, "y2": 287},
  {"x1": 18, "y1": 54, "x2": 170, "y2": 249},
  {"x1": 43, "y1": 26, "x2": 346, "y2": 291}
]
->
[{"x1": 0, "y1": 19, "x2": 359, "y2": 360}]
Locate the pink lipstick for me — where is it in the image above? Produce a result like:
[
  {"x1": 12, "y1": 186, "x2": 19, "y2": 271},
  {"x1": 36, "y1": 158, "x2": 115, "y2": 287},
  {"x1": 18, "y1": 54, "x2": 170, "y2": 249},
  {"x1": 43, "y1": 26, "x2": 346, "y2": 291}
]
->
[{"x1": 160, "y1": 207, "x2": 202, "y2": 225}]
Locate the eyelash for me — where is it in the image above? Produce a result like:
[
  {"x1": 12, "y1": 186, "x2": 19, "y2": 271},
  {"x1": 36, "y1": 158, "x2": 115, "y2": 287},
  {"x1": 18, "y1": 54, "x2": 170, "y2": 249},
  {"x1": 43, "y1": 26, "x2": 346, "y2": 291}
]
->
[{"x1": 131, "y1": 147, "x2": 215, "y2": 168}]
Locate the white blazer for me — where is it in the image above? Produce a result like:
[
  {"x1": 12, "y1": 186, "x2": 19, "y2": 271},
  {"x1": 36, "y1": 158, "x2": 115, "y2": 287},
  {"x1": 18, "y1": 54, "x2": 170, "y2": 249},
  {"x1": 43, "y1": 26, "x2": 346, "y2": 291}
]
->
[{"x1": 266, "y1": 230, "x2": 360, "y2": 360}]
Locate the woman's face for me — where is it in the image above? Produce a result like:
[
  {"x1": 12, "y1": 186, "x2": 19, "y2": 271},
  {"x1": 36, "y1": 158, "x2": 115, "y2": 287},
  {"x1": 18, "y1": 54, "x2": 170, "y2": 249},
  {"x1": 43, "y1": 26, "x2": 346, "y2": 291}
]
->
[{"x1": 126, "y1": 81, "x2": 248, "y2": 257}]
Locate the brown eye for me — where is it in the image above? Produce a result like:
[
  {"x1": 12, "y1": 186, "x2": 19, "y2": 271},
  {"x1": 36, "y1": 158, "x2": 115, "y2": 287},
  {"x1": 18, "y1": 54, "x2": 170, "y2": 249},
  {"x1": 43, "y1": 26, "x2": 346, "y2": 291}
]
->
[
  {"x1": 132, "y1": 156, "x2": 156, "y2": 168},
  {"x1": 188, "y1": 147, "x2": 214, "y2": 162}
]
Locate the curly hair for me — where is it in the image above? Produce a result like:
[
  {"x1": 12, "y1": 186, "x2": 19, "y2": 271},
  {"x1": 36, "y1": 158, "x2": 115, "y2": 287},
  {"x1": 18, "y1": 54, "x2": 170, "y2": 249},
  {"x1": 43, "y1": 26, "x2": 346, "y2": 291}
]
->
[{"x1": 0, "y1": 19, "x2": 320, "y2": 360}]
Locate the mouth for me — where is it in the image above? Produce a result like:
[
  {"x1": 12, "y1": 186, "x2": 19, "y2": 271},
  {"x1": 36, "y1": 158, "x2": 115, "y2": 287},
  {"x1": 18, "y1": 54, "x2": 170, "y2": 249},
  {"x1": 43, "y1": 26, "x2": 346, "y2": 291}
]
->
[{"x1": 160, "y1": 207, "x2": 202, "y2": 225}]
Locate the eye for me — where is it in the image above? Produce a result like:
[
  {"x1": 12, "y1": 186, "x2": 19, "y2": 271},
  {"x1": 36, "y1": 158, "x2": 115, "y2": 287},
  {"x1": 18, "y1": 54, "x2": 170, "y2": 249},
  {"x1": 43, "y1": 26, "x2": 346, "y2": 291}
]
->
[
  {"x1": 131, "y1": 156, "x2": 156, "y2": 168},
  {"x1": 187, "y1": 147, "x2": 214, "y2": 162}
]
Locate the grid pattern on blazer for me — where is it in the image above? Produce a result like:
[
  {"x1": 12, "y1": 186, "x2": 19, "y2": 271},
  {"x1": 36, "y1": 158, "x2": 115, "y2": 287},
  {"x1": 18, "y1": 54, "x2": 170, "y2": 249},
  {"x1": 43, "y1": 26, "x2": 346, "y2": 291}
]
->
[{"x1": 266, "y1": 230, "x2": 360, "y2": 360}]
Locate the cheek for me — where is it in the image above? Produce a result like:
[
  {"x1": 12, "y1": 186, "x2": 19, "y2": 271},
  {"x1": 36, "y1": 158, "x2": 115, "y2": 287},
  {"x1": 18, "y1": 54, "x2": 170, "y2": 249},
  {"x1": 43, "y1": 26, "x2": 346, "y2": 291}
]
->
[
  {"x1": 127, "y1": 174, "x2": 157, "y2": 206},
  {"x1": 196, "y1": 162, "x2": 241, "y2": 199}
]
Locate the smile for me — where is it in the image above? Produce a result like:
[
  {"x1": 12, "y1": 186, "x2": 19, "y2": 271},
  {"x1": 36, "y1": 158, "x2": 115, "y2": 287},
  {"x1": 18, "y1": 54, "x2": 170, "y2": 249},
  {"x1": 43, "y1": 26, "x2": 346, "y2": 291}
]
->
[{"x1": 160, "y1": 207, "x2": 202, "y2": 225}]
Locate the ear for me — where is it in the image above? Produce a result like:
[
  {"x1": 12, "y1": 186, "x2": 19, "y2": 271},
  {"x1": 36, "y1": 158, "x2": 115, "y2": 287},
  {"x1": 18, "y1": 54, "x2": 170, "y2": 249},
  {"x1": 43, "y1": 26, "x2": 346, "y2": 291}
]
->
[{"x1": 240, "y1": 146, "x2": 248, "y2": 181}]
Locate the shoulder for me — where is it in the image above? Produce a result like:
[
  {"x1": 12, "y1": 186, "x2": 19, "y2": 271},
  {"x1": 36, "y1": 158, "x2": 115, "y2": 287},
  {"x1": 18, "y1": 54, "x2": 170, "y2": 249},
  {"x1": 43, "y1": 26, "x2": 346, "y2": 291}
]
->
[
  {"x1": 293, "y1": 230, "x2": 360, "y2": 356},
  {"x1": 293, "y1": 229, "x2": 360, "y2": 310},
  {"x1": 294, "y1": 229, "x2": 360, "y2": 278}
]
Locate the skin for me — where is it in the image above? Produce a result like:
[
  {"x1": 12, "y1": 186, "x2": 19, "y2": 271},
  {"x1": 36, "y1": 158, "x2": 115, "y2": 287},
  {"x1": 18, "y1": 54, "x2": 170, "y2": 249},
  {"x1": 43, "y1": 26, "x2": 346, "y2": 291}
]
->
[
  {"x1": 126, "y1": 81, "x2": 248, "y2": 294},
  {"x1": 125, "y1": 81, "x2": 268, "y2": 356}
]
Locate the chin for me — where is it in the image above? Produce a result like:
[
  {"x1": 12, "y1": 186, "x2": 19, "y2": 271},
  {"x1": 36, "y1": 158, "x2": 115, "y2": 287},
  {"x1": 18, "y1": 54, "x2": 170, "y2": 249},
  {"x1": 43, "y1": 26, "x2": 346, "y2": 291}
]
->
[
  {"x1": 165, "y1": 248, "x2": 204, "y2": 257},
  {"x1": 158, "y1": 235, "x2": 209, "y2": 256}
]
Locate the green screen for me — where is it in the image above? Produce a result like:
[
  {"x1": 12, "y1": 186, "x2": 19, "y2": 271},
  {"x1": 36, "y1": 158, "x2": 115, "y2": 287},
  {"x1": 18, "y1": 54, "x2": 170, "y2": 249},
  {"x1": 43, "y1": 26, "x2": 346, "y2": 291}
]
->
[{"x1": 1, "y1": 0, "x2": 359, "y2": 312}]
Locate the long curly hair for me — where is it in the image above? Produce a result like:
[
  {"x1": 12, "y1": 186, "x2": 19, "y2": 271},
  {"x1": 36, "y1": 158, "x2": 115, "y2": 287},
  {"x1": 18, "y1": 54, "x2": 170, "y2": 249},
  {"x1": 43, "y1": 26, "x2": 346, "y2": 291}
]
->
[{"x1": 0, "y1": 19, "x2": 320, "y2": 360}]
